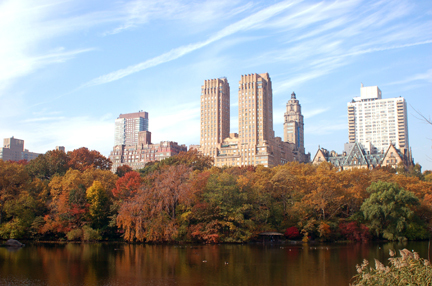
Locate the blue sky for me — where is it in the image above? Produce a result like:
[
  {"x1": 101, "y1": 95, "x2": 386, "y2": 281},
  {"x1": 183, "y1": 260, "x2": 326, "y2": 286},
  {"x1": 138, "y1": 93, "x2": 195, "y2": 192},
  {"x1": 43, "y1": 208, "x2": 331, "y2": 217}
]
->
[{"x1": 1, "y1": 0, "x2": 431, "y2": 170}]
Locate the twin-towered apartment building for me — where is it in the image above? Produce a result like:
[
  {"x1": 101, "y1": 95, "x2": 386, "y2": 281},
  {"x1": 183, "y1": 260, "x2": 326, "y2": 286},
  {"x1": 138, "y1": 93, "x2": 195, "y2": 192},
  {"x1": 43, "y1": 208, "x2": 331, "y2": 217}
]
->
[{"x1": 198, "y1": 73, "x2": 309, "y2": 167}]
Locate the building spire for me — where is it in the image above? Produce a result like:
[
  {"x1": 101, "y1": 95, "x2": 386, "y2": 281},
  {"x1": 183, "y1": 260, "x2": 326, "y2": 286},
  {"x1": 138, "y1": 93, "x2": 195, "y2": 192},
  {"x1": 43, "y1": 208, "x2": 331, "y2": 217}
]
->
[{"x1": 291, "y1": 92, "x2": 296, "y2": 99}]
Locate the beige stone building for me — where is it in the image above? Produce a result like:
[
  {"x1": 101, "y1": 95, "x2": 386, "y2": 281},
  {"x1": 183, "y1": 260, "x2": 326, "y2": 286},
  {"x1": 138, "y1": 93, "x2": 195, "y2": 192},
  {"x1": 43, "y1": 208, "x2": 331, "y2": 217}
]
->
[
  {"x1": 0, "y1": 137, "x2": 41, "y2": 161},
  {"x1": 347, "y1": 84, "x2": 408, "y2": 153},
  {"x1": 284, "y1": 92, "x2": 309, "y2": 162},
  {"x1": 199, "y1": 73, "x2": 309, "y2": 168},
  {"x1": 200, "y1": 77, "x2": 230, "y2": 158},
  {"x1": 312, "y1": 142, "x2": 413, "y2": 170}
]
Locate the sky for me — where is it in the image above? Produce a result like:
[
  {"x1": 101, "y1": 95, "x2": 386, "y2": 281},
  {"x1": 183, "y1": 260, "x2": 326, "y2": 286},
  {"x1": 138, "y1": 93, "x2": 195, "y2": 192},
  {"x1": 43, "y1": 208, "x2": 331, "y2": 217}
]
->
[{"x1": 0, "y1": 0, "x2": 431, "y2": 170}]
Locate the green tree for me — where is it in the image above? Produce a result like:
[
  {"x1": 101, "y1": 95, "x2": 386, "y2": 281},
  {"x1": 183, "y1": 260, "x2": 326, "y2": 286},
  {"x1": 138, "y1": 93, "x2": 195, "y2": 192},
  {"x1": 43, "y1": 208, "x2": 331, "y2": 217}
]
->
[
  {"x1": 188, "y1": 171, "x2": 256, "y2": 243},
  {"x1": 25, "y1": 149, "x2": 68, "y2": 180},
  {"x1": 0, "y1": 160, "x2": 30, "y2": 224},
  {"x1": 361, "y1": 181, "x2": 419, "y2": 240}
]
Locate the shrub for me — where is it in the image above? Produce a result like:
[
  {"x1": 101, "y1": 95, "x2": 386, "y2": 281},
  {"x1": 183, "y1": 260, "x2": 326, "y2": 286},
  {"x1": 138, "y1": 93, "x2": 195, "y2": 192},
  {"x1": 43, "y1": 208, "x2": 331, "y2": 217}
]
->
[
  {"x1": 339, "y1": 221, "x2": 371, "y2": 241},
  {"x1": 284, "y1": 226, "x2": 301, "y2": 239},
  {"x1": 82, "y1": 226, "x2": 101, "y2": 241},
  {"x1": 0, "y1": 218, "x2": 26, "y2": 239},
  {"x1": 350, "y1": 249, "x2": 432, "y2": 285},
  {"x1": 66, "y1": 228, "x2": 83, "y2": 241}
]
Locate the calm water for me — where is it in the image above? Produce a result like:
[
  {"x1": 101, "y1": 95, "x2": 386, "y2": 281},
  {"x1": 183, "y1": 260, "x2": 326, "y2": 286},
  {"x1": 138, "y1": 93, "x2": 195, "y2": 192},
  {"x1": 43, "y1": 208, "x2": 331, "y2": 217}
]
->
[{"x1": 0, "y1": 241, "x2": 430, "y2": 286}]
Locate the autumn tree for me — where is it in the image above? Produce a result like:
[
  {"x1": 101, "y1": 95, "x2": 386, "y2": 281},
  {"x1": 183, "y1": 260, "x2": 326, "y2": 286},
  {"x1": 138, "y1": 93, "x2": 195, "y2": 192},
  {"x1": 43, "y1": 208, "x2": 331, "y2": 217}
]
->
[
  {"x1": 117, "y1": 164, "x2": 193, "y2": 242},
  {"x1": 42, "y1": 168, "x2": 116, "y2": 237},
  {"x1": 186, "y1": 171, "x2": 257, "y2": 243},
  {"x1": 294, "y1": 163, "x2": 345, "y2": 222},
  {"x1": 25, "y1": 149, "x2": 69, "y2": 180},
  {"x1": 0, "y1": 160, "x2": 30, "y2": 224},
  {"x1": 86, "y1": 181, "x2": 110, "y2": 230},
  {"x1": 115, "y1": 165, "x2": 133, "y2": 177},
  {"x1": 67, "y1": 147, "x2": 112, "y2": 171},
  {"x1": 138, "y1": 149, "x2": 213, "y2": 177},
  {"x1": 0, "y1": 161, "x2": 49, "y2": 239},
  {"x1": 112, "y1": 171, "x2": 142, "y2": 200}
]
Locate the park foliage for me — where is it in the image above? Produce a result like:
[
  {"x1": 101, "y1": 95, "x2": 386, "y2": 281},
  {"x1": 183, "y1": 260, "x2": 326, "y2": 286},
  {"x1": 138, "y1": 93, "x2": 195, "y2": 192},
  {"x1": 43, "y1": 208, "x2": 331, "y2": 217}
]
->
[{"x1": 0, "y1": 147, "x2": 432, "y2": 243}]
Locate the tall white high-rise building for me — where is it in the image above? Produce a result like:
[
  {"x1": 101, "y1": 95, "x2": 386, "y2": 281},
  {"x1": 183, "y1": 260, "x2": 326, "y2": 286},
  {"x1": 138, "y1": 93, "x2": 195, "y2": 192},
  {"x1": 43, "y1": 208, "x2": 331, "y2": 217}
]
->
[
  {"x1": 347, "y1": 84, "x2": 408, "y2": 153},
  {"x1": 114, "y1": 111, "x2": 149, "y2": 146}
]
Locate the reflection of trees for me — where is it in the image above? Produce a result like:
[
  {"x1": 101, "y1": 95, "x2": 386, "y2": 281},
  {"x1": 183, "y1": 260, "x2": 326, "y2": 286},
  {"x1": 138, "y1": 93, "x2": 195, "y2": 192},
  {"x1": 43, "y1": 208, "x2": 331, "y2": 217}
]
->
[{"x1": 0, "y1": 243, "x2": 430, "y2": 285}]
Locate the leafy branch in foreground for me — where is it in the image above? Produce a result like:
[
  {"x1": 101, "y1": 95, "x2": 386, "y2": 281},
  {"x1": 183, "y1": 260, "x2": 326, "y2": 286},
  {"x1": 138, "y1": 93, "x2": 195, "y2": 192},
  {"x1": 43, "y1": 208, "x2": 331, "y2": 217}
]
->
[{"x1": 350, "y1": 248, "x2": 432, "y2": 285}]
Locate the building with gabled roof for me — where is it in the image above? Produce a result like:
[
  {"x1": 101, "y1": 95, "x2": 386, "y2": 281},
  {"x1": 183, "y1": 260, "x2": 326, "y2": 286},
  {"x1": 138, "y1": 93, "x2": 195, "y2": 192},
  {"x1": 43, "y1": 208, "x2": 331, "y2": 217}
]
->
[{"x1": 312, "y1": 142, "x2": 413, "y2": 171}]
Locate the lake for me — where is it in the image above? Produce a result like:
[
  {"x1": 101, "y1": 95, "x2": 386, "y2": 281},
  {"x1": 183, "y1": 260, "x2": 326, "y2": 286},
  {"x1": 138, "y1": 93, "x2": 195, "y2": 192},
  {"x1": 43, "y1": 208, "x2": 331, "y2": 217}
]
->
[{"x1": 0, "y1": 241, "x2": 430, "y2": 286}]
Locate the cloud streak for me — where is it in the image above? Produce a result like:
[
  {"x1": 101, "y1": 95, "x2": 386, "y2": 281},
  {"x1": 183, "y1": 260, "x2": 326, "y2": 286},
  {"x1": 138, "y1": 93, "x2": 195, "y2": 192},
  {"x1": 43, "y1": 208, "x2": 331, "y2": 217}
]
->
[
  {"x1": 385, "y1": 69, "x2": 432, "y2": 86},
  {"x1": 83, "y1": 0, "x2": 301, "y2": 87}
]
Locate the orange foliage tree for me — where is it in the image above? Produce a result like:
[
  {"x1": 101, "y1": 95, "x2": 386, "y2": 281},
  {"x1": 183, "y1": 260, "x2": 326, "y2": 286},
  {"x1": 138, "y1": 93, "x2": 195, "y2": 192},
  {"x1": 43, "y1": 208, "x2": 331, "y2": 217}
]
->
[
  {"x1": 41, "y1": 168, "x2": 116, "y2": 235},
  {"x1": 67, "y1": 147, "x2": 112, "y2": 171},
  {"x1": 112, "y1": 171, "x2": 142, "y2": 200},
  {"x1": 117, "y1": 165, "x2": 194, "y2": 242}
]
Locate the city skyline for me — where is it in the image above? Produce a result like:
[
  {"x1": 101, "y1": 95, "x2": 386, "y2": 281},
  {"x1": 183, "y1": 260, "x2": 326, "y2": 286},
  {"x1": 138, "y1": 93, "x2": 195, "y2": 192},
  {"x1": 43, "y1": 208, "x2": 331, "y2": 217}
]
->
[{"x1": 0, "y1": 0, "x2": 431, "y2": 170}]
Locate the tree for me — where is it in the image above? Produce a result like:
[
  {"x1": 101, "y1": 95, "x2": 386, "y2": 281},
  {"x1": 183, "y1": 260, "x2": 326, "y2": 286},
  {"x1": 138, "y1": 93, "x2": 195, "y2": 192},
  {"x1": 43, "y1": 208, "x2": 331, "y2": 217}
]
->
[
  {"x1": 25, "y1": 149, "x2": 69, "y2": 180},
  {"x1": 361, "y1": 181, "x2": 419, "y2": 240},
  {"x1": 42, "y1": 169, "x2": 116, "y2": 236},
  {"x1": 138, "y1": 149, "x2": 213, "y2": 176},
  {"x1": 0, "y1": 160, "x2": 30, "y2": 224},
  {"x1": 187, "y1": 171, "x2": 256, "y2": 243},
  {"x1": 115, "y1": 165, "x2": 133, "y2": 177},
  {"x1": 112, "y1": 171, "x2": 142, "y2": 200},
  {"x1": 285, "y1": 226, "x2": 301, "y2": 239},
  {"x1": 86, "y1": 181, "x2": 110, "y2": 230},
  {"x1": 117, "y1": 164, "x2": 193, "y2": 242},
  {"x1": 67, "y1": 147, "x2": 112, "y2": 171}
]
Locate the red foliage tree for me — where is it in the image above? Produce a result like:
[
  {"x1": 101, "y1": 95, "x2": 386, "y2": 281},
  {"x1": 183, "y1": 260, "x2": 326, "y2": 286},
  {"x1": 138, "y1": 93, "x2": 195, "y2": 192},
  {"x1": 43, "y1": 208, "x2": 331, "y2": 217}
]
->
[
  {"x1": 112, "y1": 171, "x2": 142, "y2": 200},
  {"x1": 338, "y1": 221, "x2": 371, "y2": 241},
  {"x1": 285, "y1": 226, "x2": 301, "y2": 239}
]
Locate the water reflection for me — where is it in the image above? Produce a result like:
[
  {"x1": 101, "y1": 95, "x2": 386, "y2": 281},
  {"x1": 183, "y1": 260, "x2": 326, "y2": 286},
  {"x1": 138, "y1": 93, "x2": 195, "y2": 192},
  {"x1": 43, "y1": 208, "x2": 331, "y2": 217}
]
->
[{"x1": 0, "y1": 241, "x2": 429, "y2": 286}]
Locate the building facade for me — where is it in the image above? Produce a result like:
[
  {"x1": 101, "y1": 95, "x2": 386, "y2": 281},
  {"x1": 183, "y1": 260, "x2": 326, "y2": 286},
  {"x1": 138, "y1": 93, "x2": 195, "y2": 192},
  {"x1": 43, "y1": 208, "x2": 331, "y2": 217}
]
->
[
  {"x1": 0, "y1": 137, "x2": 41, "y2": 161},
  {"x1": 284, "y1": 92, "x2": 305, "y2": 155},
  {"x1": 200, "y1": 77, "x2": 230, "y2": 158},
  {"x1": 347, "y1": 84, "x2": 408, "y2": 153},
  {"x1": 199, "y1": 73, "x2": 309, "y2": 168},
  {"x1": 114, "y1": 111, "x2": 149, "y2": 146},
  {"x1": 312, "y1": 142, "x2": 413, "y2": 170},
  {"x1": 109, "y1": 131, "x2": 187, "y2": 172}
]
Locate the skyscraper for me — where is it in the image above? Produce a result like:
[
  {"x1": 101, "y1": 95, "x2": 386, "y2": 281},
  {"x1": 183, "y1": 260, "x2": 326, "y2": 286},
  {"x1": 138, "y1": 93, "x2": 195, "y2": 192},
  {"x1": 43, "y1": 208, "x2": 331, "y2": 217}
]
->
[
  {"x1": 347, "y1": 84, "x2": 409, "y2": 153},
  {"x1": 114, "y1": 111, "x2": 149, "y2": 146},
  {"x1": 238, "y1": 73, "x2": 273, "y2": 146},
  {"x1": 200, "y1": 77, "x2": 230, "y2": 157},
  {"x1": 284, "y1": 92, "x2": 304, "y2": 154},
  {"x1": 199, "y1": 73, "x2": 309, "y2": 168}
]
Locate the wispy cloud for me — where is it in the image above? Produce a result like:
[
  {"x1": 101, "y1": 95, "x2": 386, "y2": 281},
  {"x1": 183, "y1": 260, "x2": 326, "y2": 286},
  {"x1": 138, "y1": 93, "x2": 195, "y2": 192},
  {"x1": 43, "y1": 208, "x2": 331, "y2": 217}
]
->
[
  {"x1": 83, "y1": 0, "x2": 301, "y2": 87},
  {"x1": 305, "y1": 123, "x2": 347, "y2": 135},
  {"x1": 385, "y1": 69, "x2": 432, "y2": 86},
  {"x1": 304, "y1": 108, "x2": 330, "y2": 119},
  {"x1": 0, "y1": 0, "x2": 109, "y2": 97},
  {"x1": 21, "y1": 116, "x2": 66, "y2": 123},
  {"x1": 104, "y1": 0, "x2": 255, "y2": 35}
]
